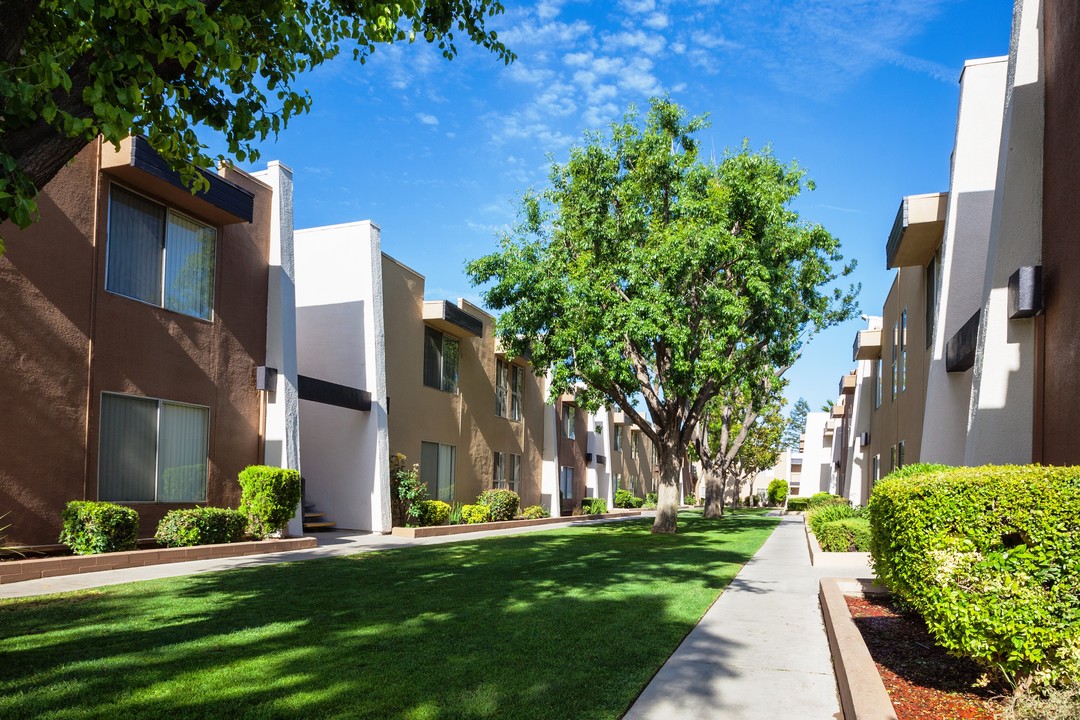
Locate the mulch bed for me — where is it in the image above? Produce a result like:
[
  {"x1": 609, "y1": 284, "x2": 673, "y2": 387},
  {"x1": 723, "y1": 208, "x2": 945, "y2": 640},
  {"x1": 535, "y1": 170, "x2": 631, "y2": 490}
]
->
[{"x1": 846, "y1": 595, "x2": 1007, "y2": 720}]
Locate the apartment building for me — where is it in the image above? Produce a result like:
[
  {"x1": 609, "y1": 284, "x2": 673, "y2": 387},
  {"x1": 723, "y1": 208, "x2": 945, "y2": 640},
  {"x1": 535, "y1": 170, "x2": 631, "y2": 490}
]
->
[
  {"x1": 0, "y1": 137, "x2": 300, "y2": 546},
  {"x1": 607, "y1": 410, "x2": 656, "y2": 499}
]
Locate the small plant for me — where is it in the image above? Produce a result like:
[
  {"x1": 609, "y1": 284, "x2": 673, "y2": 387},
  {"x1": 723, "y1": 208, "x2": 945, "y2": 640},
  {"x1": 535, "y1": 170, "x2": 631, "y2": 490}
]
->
[
  {"x1": 807, "y1": 502, "x2": 857, "y2": 536},
  {"x1": 614, "y1": 489, "x2": 643, "y2": 509},
  {"x1": 155, "y1": 507, "x2": 247, "y2": 547},
  {"x1": 237, "y1": 466, "x2": 302, "y2": 539},
  {"x1": 460, "y1": 504, "x2": 491, "y2": 524},
  {"x1": 521, "y1": 505, "x2": 549, "y2": 520},
  {"x1": 767, "y1": 478, "x2": 789, "y2": 506},
  {"x1": 59, "y1": 501, "x2": 139, "y2": 555},
  {"x1": 477, "y1": 489, "x2": 519, "y2": 521},
  {"x1": 683, "y1": 493, "x2": 697, "y2": 506},
  {"x1": 815, "y1": 517, "x2": 870, "y2": 552},
  {"x1": 0, "y1": 513, "x2": 24, "y2": 557},
  {"x1": 807, "y1": 492, "x2": 847, "y2": 509},
  {"x1": 581, "y1": 497, "x2": 607, "y2": 515},
  {"x1": 416, "y1": 500, "x2": 452, "y2": 527},
  {"x1": 448, "y1": 502, "x2": 464, "y2": 525},
  {"x1": 786, "y1": 497, "x2": 810, "y2": 511},
  {"x1": 390, "y1": 453, "x2": 428, "y2": 527},
  {"x1": 645, "y1": 492, "x2": 658, "y2": 505}
]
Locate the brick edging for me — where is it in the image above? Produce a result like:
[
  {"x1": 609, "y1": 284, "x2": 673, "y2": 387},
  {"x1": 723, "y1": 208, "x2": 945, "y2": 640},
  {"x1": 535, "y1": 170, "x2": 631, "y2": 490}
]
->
[
  {"x1": 390, "y1": 510, "x2": 643, "y2": 538},
  {"x1": 819, "y1": 577, "x2": 898, "y2": 720},
  {"x1": 0, "y1": 537, "x2": 318, "y2": 584}
]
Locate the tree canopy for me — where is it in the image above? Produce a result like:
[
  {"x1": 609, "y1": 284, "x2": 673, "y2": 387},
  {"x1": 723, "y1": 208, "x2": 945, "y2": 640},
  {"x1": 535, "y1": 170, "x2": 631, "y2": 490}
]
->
[
  {"x1": 467, "y1": 99, "x2": 857, "y2": 533},
  {"x1": 782, "y1": 397, "x2": 811, "y2": 450},
  {"x1": 0, "y1": 0, "x2": 513, "y2": 249}
]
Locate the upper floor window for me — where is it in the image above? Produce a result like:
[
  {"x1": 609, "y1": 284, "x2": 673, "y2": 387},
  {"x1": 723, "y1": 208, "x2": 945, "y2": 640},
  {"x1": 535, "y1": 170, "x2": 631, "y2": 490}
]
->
[
  {"x1": 872, "y1": 455, "x2": 880, "y2": 483},
  {"x1": 874, "y1": 358, "x2": 883, "y2": 409},
  {"x1": 925, "y1": 255, "x2": 938, "y2": 349},
  {"x1": 495, "y1": 361, "x2": 524, "y2": 421},
  {"x1": 495, "y1": 360, "x2": 508, "y2": 417},
  {"x1": 106, "y1": 186, "x2": 216, "y2": 320},
  {"x1": 562, "y1": 405, "x2": 576, "y2": 439},
  {"x1": 898, "y1": 440, "x2": 906, "y2": 469},
  {"x1": 614, "y1": 427, "x2": 622, "y2": 452},
  {"x1": 424, "y1": 327, "x2": 459, "y2": 393},
  {"x1": 899, "y1": 309, "x2": 908, "y2": 393},
  {"x1": 891, "y1": 321, "x2": 899, "y2": 401},
  {"x1": 98, "y1": 392, "x2": 209, "y2": 502},
  {"x1": 631, "y1": 432, "x2": 639, "y2": 460},
  {"x1": 510, "y1": 365, "x2": 523, "y2": 421}
]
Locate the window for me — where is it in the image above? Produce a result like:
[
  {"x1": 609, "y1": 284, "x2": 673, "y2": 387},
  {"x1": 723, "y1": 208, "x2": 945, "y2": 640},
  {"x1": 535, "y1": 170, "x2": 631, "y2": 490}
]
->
[
  {"x1": 874, "y1": 358, "x2": 882, "y2": 409},
  {"x1": 510, "y1": 365, "x2": 523, "y2": 421},
  {"x1": 563, "y1": 405, "x2": 576, "y2": 439},
  {"x1": 492, "y1": 452, "x2": 521, "y2": 494},
  {"x1": 559, "y1": 466, "x2": 574, "y2": 499},
  {"x1": 106, "y1": 186, "x2": 216, "y2": 320},
  {"x1": 614, "y1": 427, "x2": 622, "y2": 452},
  {"x1": 420, "y1": 441, "x2": 456, "y2": 502},
  {"x1": 612, "y1": 472, "x2": 622, "y2": 490},
  {"x1": 872, "y1": 455, "x2": 880, "y2": 483},
  {"x1": 926, "y1": 255, "x2": 938, "y2": 349},
  {"x1": 508, "y1": 453, "x2": 521, "y2": 495},
  {"x1": 423, "y1": 327, "x2": 459, "y2": 393},
  {"x1": 891, "y1": 321, "x2": 898, "y2": 401},
  {"x1": 890, "y1": 445, "x2": 897, "y2": 473},
  {"x1": 899, "y1": 309, "x2": 908, "y2": 393},
  {"x1": 651, "y1": 443, "x2": 657, "y2": 465},
  {"x1": 98, "y1": 393, "x2": 209, "y2": 502},
  {"x1": 495, "y1": 360, "x2": 508, "y2": 417},
  {"x1": 493, "y1": 451, "x2": 506, "y2": 489},
  {"x1": 631, "y1": 432, "x2": 638, "y2": 460},
  {"x1": 898, "y1": 440, "x2": 906, "y2": 469}
]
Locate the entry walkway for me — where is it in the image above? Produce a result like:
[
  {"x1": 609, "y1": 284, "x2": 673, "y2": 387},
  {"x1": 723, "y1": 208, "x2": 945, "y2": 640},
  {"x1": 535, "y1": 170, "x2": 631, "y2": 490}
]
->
[{"x1": 624, "y1": 513, "x2": 872, "y2": 720}]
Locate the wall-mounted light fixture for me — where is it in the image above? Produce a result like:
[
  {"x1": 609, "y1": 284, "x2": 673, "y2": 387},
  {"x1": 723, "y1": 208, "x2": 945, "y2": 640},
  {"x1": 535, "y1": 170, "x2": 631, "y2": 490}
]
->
[
  {"x1": 256, "y1": 366, "x2": 278, "y2": 391},
  {"x1": 860, "y1": 431, "x2": 870, "y2": 445},
  {"x1": 1008, "y1": 265, "x2": 1043, "y2": 319}
]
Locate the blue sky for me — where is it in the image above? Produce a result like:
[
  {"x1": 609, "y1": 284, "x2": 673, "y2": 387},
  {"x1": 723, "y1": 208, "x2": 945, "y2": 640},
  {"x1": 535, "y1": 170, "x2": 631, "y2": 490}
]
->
[{"x1": 216, "y1": 0, "x2": 1015, "y2": 413}]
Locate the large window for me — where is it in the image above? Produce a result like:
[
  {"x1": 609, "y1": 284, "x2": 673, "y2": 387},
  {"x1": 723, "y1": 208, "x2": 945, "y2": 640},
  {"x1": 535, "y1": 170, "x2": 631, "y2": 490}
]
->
[
  {"x1": 614, "y1": 427, "x2": 622, "y2": 452},
  {"x1": 420, "y1": 441, "x2": 456, "y2": 502},
  {"x1": 559, "y1": 466, "x2": 574, "y2": 500},
  {"x1": 106, "y1": 186, "x2": 216, "y2": 320},
  {"x1": 495, "y1": 361, "x2": 524, "y2": 421},
  {"x1": 98, "y1": 393, "x2": 209, "y2": 502},
  {"x1": 508, "y1": 453, "x2": 521, "y2": 495},
  {"x1": 631, "y1": 432, "x2": 638, "y2": 460},
  {"x1": 562, "y1": 405, "x2": 576, "y2": 439},
  {"x1": 510, "y1": 364, "x2": 523, "y2": 421},
  {"x1": 492, "y1": 451, "x2": 520, "y2": 493},
  {"x1": 495, "y1": 360, "x2": 508, "y2": 417},
  {"x1": 899, "y1": 309, "x2": 908, "y2": 393},
  {"x1": 423, "y1": 327, "x2": 459, "y2": 393}
]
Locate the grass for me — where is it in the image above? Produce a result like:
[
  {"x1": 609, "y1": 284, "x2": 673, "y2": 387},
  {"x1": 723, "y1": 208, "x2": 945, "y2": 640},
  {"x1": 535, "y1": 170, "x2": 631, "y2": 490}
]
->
[{"x1": 0, "y1": 510, "x2": 779, "y2": 720}]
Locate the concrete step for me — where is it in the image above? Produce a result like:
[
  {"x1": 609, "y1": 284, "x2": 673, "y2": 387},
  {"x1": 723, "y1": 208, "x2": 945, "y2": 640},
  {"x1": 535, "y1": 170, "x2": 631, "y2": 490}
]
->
[{"x1": 303, "y1": 521, "x2": 337, "y2": 531}]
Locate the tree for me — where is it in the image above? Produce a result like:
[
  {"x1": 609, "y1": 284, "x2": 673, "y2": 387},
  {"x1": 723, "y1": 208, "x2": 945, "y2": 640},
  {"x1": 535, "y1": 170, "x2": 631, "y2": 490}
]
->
[
  {"x1": 731, "y1": 398, "x2": 786, "y2": 503},
  {"x1": 0, "y1": 0, "x2": 513, "y2": 250},
  {"x1": 782, "y1": 397, "x2": 810, "y2": 450},
  {"x1": 466, "y1": 99, "x2": 857, "y2": 533}
]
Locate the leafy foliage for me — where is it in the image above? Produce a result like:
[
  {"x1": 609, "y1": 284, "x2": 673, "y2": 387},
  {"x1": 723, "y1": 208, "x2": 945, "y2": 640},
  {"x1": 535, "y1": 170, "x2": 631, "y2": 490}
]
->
[
  {"x1": 460, "y1": 504, "x2": 491, "y2": 524},
  {"x1": 477, "y1": 489, "x2": 520, "y2": 522},
  {"x1": 868, "y1": 464, "x2": 1080, "y2": 691},
  {"x1": 59, "y1": 501, "x2": 138, "y2": 555},
  {"x1": 0, "y1": 0, "x2": 513, "y2": 243},
  {"x1": 391, "y1": 453, "x2": 427, "y2": 527},
  {"x1": 767, "y1": 479, "x2": 789, "y2": 505},
  {"x1": 807, "y1": 502, "x2": 857, "y2": 536},
  {"x1": 581, "y1": 497, "x2": 607, "y2": 515},
  {"x1": 416, "y1": 500, "x2": 451, "y2": 527},
  {"x1": 786, "y1": 497, "x2": 810, "y2": 512},
  {"x1": 0, "y1": 512, "x2": 24, "y2": 557},
  {"x1": 520, "y1": 505, "x2": 549, "y2": 520},
  {"x1": 614, "y1": 489, "x2": 644, "y2": 509},
  {"x1": 237, "y1": 465, "x2": 301, "y2": 539},
  {"x1": 807, "y1": 492, "x2": 847, "y2": 509},
  {"x1": 816, "y1": 518, "x2": 870, "y2": 552},
  {"x1": 155, "y1": 507, "x2": 246, "y2": 547},
  {"x1": 782, "y1": 398, "x2": 810, "y2": 451}
]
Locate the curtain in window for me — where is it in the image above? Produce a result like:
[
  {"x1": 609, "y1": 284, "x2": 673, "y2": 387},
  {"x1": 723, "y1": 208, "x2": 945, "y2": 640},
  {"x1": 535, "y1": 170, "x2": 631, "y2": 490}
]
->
[
  {"x1": 164, "y1": 214, "x2": 216, "y2": 320},
  {"x1": 158, "y1": 403, "x2": 209, "y2": 502},
  {"x1": 438, "y1": 444, "x2": 456, "y2": 502},
  {"x1": 99, "y1": 394, "x2": 158, "y2": 501},
  {"x1": 107, "y1": 188, "x2": 164, "y2": 305},
  {"x1": 509, "y1": 454, "x2": 521, "y2": 495}
]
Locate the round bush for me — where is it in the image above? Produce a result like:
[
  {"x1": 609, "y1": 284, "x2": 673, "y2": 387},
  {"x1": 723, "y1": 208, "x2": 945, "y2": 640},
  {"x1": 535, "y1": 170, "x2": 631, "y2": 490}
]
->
[
  {"x1": 417, "y1": 500, "x2": 452, "y2": 526},
  {"x1": 59, "y1": 501, "x2": 138, "y2": 555},
  {"x1": 155, "y1": 507, "x2": 247, "y2": 547},
  {"x1": 816, "y1": 517, "x2": 870, "y2": 552},
  {"x1": 767, "y1": 479, "x2": 789, "y2": 505},
  {"x1": 460, "y1": 504, "x2": 491, "y2": 524},
  {"x1": 521, "y1": 505, "x2": 549, "y2": 520},
  {"x1": 237, "y1": 465, "x2": 301, "y2": 539},
  {"x1": 614, "y1": 489, "x2": 644, "y2": 508},
  {"x1": 807, "y1": 502, "x2": 856, "y2": 536},
  {"x1": 581, "y1": 497, "x2": 607, "y2": 515},
  {"x1": 477, "y1": 489, "x2": 520, "y2": 521}
]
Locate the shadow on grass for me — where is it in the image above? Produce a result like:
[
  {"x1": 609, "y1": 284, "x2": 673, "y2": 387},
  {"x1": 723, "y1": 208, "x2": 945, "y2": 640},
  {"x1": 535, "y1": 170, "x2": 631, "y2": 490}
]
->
[{"x1": 0, "y1": 512, "x2": 779, "y2": 720}]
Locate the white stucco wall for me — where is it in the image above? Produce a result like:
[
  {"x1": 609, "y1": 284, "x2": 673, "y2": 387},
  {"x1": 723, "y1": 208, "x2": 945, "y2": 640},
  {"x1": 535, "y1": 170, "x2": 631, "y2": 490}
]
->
[
  {"x1": 591, "y1": 409, "x2": 614, "y2": 511},
  {"x1": 920, "y1": 57, "x2": 1008, "y2": 466},
  {"x1": 293, "y1": 221, "x2": 392, "y2": 533},
  {"x1": 801, "y1": 412, "x2": 832, "y2": 495},
  {"x1": 844, "y1": 317, "x2": 882, "y2": 506},
  {"x1": 966, "y1": 0, "x2": 1043, "y2": 465}
]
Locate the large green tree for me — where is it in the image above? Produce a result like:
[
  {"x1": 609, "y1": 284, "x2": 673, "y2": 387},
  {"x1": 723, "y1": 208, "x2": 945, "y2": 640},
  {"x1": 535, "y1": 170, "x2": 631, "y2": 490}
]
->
[
  {"x1": 0, "y1": 0, "x2": 512, "y2": 248},
  {"x1": 467, "y1": 99, "x2": 857, "y2": 533},
  {"x1": 781, "y1": 397, "x2": 811, "y2": 450}
]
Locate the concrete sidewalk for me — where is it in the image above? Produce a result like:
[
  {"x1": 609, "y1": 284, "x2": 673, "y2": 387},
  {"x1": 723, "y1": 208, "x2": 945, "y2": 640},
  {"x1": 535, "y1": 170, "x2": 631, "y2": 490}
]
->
[
  {"x1": 0, "y1": 514, "x2": 644, "y2": 600},
  {"x1": 624, "y1": 513, "x2": 872, "y2": 720}
]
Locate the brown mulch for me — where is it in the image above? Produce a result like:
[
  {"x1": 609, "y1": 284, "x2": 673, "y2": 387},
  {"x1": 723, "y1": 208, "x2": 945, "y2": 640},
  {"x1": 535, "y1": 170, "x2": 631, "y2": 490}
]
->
[{"x1": 846, "y1": 595, "x2": 1008, "y2": 720}]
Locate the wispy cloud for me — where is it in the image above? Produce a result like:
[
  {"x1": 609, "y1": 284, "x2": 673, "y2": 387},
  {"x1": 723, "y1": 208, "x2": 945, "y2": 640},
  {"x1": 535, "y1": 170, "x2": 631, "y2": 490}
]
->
[{"x1": 417, "y1": 112, "x2": 439, "y2": 126}]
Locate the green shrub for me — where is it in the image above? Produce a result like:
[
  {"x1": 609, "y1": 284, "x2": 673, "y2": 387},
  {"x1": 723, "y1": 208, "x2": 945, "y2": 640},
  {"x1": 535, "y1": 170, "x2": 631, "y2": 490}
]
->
[
  {"x1": 59, "y1": 501, "x2": 139, "y2": 555},
  {"x1": 816, "y1": 517, "x2": 871, "y2": 552},
  {"x1": 615, "y1": 489, "x2": 644, "y2": 508},
  {"x1": 460, "y1": 504, "x2": 491, "y2": 524},
  {"x1": 391, "y1": 453, "x2": 426, "y2": 527},
  {"x1": 448, "y1": 502, "x2": 464, "y2": 525},
  {"x1": 237, "y1": 465, "x2": 301, "y2": 539},
  {"x1": 868, "y1": 464, "x2": 1080, "y2": 690},
  {"x1": 581, "y1": 497, "x2": 607, "y2": 515},
  {"x1": 521, "y1": 505, "x2": 549, "y2": 520},
  {"x1": 416, "y1": 500, "x2": 452, "y2": 527},
  {"x1": 786, "y1": 497, "x2": 810, "y2": 511},
  {"x1": 807, "y1": 492, "x2": 848, "y2": 509},
  {"x1": 807, "y1": 502, "x2": 857, "y2": 536},
  {"x1": 684, "y1": 493, "x2": 697, "y2": 505},
  {"x1": 155, "y1": 507, "x2": 246, "y2": 547},
  {"x1": 645, "y1": 492, "x2": 658, "y2": 505},
  {"x1": 767, "y1": 479, "x2": 789, "y2": 506},
  {"x1": 477, "y1": 489, "x2": 520, "y2": 522}
]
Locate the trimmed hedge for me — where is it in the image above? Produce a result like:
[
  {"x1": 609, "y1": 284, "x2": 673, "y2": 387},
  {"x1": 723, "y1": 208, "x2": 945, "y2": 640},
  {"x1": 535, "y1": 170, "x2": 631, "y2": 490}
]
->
[
  {"x1": 581, "y1": 497, "x2": 607, "y2": 515},
  {"x1": 155, "y1": 507, "x2": 247, "y2": 547},
  {"x1": 460, "y1": 504, "x2": 491, "y2": 524},
  {"x1": 416, "y1": 500, "x2": 452, "y2": 527},
  {"x1": 521, "y1": 505, "x2": 549, "y2": 520},
  {"x1": 59, "y1": 501, "x2": 138, "y2": 555},
  {"x1": 816, "y1": 517, "x2": 870, "y2": 552},
  {"x1": 237, "y1": 465, "x2": 301, "y2": 539},
  {"x1": 477, "y1": 489, "x2": 520, "y2": 522},
  {"x1": 807, "y1": 502, "x2": 857, "y2": 536},
  {"x1": 767, "y1": 479, "x2": 789, "y2": 506},
  {"x1": 786, "y1": 497, "x2": 810, "y2": 511},
  {"x1": 869, "y1": 464, "x2": 1080, "y2": 690},
  {"x1": 614, "y1": 489, "x2": 643, "y2": 509},
  {"x1": 807, "y1": 492, "x2": 848, "y2": 509}
]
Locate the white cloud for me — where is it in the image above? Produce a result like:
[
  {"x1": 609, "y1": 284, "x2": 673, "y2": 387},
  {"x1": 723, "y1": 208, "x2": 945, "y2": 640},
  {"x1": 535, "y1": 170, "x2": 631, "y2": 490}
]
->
[
  {"x1": 620, "y1": 0, "x2": 655, "y2": 14},
  {"x1": 603, "y1": 30, "x2": 666, "y2": 57},
  {"x1": 536, "y1": 0, "x2": 564, "y2": 21},
  {"x1": 644, "y1": 13, "x2": 669, "y2": 29},
  {"x1": 417, "y1": 113, "x2": 439, "y2": 126}
]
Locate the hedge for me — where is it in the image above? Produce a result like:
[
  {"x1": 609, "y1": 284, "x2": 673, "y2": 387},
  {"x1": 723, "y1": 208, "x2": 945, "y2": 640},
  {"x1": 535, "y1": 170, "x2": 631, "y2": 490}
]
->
[
  {"x1": 816, "y1": 517, "x2": 870, "y2": 552},
  {"x1": 521, "y1": 505, "x2": 549, "y2": 520},
  {"x1": 155, "y1": 507, "x2": 247, "y2": 547},
  {"x1": 59, "y1": 501, "x2": 139, "y2": 555},
  {"x1": 477, "y1": 489, "x2": 519, "y2": 522},
  {"x1": 807, "y1": 502, "x2": 857, "y2": 536},
  {"x1": 786, "y1": 497, "x2": 810, "y2": 511},
  {"x1": 237, "y1": 466, "x2": 301, "y2": 539},
  {"x1": 460, "y1": 504, "x2": 491, "y2": 524},
  {"x1": 868, "y1": 464, "x2": 1080, "y2": 690},
  {"x1": 581, "y1": 497, "x2": 607, "y2": 515},
  {"x1": 416, "y1": 500, "x2": 452, "y2": 527},
  {"x1": 614, "y1": 489, "x2": 643, "y2": 509}
]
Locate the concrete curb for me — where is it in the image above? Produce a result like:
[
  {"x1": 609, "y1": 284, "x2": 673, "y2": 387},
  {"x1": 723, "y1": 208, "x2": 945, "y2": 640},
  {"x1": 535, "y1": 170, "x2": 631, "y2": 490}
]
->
[
  {"x1": 819, "y1": 577, "x2": 897, "y2": 720},
  {"x1": 390, "y1": 510, "x2": 642, "y2": 538},
  {"x1": 804, "y1": 516, "x2": 873, "y2": 568}
]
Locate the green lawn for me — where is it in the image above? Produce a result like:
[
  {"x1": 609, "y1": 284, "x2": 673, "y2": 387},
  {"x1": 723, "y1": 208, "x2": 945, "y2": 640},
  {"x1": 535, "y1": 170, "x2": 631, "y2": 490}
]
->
[{"x1": 0, "y1": 510, "x2": 778, "y2": 720}]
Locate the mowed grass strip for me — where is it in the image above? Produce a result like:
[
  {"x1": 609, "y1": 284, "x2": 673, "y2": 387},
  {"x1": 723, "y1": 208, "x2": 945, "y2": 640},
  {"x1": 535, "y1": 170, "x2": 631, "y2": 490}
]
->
[{"x1": 0, "y1": 510, "x2": 778, "y2": 720}]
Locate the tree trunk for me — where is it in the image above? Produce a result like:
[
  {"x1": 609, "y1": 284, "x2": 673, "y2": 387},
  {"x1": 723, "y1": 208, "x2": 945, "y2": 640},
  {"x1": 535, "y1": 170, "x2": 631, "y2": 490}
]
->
[
  {"x1": 702, "y1": 469, "x2": 724, "y2": 518},
  {"x1": 651, "y1": 443, "x2": 682, "y2": 534}
]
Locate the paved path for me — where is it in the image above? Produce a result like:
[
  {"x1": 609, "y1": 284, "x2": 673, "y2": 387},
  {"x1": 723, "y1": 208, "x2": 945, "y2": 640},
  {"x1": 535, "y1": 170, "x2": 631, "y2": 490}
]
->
[
  {"x1": 0, "y1": 514, "x2": 644, "y2": 599},
  {"x1": 624, "y1": 513, "x2": 872, "y2": 720}
]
